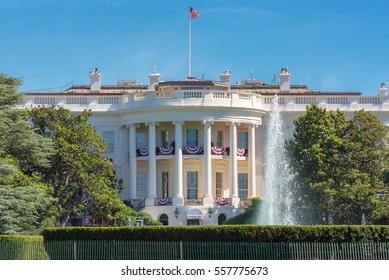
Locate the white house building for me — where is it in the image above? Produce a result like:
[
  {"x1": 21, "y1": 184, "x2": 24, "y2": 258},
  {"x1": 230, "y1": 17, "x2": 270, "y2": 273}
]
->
[{"x1": 18, "y1": 67, "x2": 389, "y2": 226}]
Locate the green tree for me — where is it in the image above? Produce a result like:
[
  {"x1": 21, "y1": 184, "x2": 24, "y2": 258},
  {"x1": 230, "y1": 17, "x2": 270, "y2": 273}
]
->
[
  {"x1": 29, "y1": 106, "x2": 126, "y2": 226},
  {"x1": 288, "y1": 105, "x2": 389, "y2": 224},
  {"x1": 224, "y1": 197, "x2": 262, "y2": 225},
  {"x1": 0, "y1": 73, "x2": 54, "y2": 174},
  {"x1": 0, "y1": 73, "x2": 55, "y2": 234},
  {"x1": 0, "y1": 157, "x2": 55, "y2": 235}
]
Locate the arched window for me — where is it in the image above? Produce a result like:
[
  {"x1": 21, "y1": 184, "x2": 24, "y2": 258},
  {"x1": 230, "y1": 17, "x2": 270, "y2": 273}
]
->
[
  {"x1": 159, "y1": 214, "x2": 169, "y2": 226},
  {"x1": 218, "y1": 214, "x2": 226, "y2": 225}
]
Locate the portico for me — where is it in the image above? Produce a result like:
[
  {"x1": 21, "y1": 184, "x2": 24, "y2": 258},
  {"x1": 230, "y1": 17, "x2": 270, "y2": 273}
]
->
[{"x1": 126, "y1": 118, "x2": 262, "y2": 210}]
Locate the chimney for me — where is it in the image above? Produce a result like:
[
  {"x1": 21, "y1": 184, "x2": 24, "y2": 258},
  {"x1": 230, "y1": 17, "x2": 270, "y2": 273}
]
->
[
  {"x1": 219, "y1": 70, "x2": 232, "y2": 84},
  {"x1": 89, "y1": 68, "x2": 102, "y2": 92},
  {"x1": 279, "y1": 67, "x2": 291, "y2": 92},
  {"x1": 148, "y1": 72, "x2": 161, "y2": 91},
  {"x1": 378, "y1": 82, "x2": 387, "y2": 96}
]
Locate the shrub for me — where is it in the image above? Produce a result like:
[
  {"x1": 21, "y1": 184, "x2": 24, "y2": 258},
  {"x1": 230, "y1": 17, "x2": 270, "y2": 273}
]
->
[
  {"x1": 0, "y1": 235, "x2": 48, "y2": 260},
  {"x1": 42, "y1": 225, "x2": 389, "y2": 242}
]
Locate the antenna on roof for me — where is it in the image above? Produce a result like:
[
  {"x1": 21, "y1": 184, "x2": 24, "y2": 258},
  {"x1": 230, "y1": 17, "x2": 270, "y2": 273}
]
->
[
  {"x1": 299, "y1": 77, "x2": 302, "y2": 85},
  {"x1": 271, "y1": 74, "x2": 278, "y2": 85},
  {"x1": 250, "y1": 68, "x2": 254, "y2": 80}
]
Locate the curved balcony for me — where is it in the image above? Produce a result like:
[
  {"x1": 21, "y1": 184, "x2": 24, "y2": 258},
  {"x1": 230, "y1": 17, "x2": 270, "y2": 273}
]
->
[{"x1": 20, "y1": 90, "x2": 264, "y2": 113}]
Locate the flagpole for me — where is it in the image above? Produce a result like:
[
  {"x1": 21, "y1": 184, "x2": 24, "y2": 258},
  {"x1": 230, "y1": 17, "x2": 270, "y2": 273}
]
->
[{"x1": 188, "y1": 13, "x2": 191, "y2": 78}]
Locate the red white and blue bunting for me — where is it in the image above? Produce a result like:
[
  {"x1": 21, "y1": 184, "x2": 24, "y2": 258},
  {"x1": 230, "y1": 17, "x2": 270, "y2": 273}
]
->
[
  {"x1": 139, "y1": 148, "x2": 149, "y2": 156},
  {"x1": 157, "y1": 197, "x2": 170, "y2": 205},
  {"x1": 211, "y1": 147, "x2": 226, "y2": 155},
  {"x1": 159, "y1": 146, "x2": 174, "y2": 155},
  {"x1": 216, "y1": 197, "x2": 230, "y2": 206},
  {"x1": 184, "y1": 146, "x2": 201, "y2": 154},
  {"x1": 237, "y1": 148, "x2": 246, "y2": 156}
]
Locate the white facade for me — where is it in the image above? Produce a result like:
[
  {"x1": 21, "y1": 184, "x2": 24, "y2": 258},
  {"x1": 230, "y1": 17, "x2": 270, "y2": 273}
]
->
[{"x1": 19, "y1": 68, "x2": 389, "y2": 225}]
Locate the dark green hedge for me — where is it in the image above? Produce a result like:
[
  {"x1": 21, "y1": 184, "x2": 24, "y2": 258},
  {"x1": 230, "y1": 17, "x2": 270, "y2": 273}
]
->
[
  {"x1": 0, "y1": 235, "x2": 43, "y2": 242},
  {"x1": 0, "y1": 235, "x2": 47, "y2": 260},
  {"x1": 42, "y1": 225, "x2": 389, "y2": 243}
]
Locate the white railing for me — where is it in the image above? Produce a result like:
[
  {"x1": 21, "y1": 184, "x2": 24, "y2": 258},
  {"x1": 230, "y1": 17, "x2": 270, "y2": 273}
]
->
[
  {"x1": 238, "y1": 93, "x2": 251, "y2": 100},
  {"x1": 295, "y1": 96, "x2": 317, "y2": 104},
  {"x1": 360, "y1": 96, "x2": 380, "y2": 104},
  {"x1": 66, "y1": 97, "x2": 88, "y2": 104},
  {"x1": 34, "y1": 97, "x2": 56, "y2": 105},
  {"x1": 134, "y1": 93, "x2": 147, "y2": 101},
  {"x1": 184, "y1": 91, "x2": 202, "y2": 98},
  {"x1": 264, "y1": 96, "x2": 286, "y2": 104},
  {"x1": 213, "y1": 91, "x2": 230, "y2": 99},
  {"x1": 21, "y1": 91, "x2": 389, "y2": 113},
  {"x1": 156, "y1": 91, "x2": 172, "y2": 99},
  {"x1": 328, "y1": 96, "x2": 349, "y2": 104},
  {"x1": 98, "y1": 96, "x2": 119, "y2": 104}
]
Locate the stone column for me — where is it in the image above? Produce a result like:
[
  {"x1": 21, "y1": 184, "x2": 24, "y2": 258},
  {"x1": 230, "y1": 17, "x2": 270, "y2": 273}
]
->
[
  {"x1": 229, "y1": 122, "x2": 240, "y2": 207},
  {"x1": 128, "y1": 124, "x2": 137, "y2": 200},
  {"x1": 146, "y1": 122, "x2": 157, "y2": 206},
  {"x1": 203, "y1": 120, "x2": 214, "y2": 206},
  {"x1": 173, "y1": 121, "x2": 184, "y2": 206},
  {"x1": 248, "y1": 123, "x2": 257, "y2": 198}
]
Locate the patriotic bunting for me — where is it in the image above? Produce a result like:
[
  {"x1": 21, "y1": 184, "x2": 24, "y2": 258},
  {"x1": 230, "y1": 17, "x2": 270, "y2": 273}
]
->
[
  {"x1": 157, "y1": 197, "x2": 170, "y2": 205},
  {"x1": 159, "y1": 146, "x2": 174, "y2": 155},
  {"x1": 139, "y1": 147, "x2": 149, "y2": 156},
  {"x1": 211, "y1": 147, "x2": 226, "y2": 155},
  {"x1": 184, "y1": 146, "x2": 201, "y2": 154},
  {"x1": 216, "y1": 197, "x2": 230, "y2": 206},
  {"x1": 237, "y1": 148, "x2": 246, "y2": 156}
]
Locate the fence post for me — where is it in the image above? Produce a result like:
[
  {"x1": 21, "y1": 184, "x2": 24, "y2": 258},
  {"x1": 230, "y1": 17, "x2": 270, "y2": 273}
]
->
[
  {"x1": 73, "y1": 240, "x2": 77, "y2": 260},
  {"x1": 179, "y1": 241, "x2": 183, "y2": 260}
]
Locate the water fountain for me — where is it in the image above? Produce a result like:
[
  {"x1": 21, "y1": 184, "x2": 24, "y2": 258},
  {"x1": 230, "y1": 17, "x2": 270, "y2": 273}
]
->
[
  {"x1": 258, "y1": 95, "x2": 294, "y2": 225},
  {"x1": 361, "y1": 213, "x2": 366, "y2": 225}
]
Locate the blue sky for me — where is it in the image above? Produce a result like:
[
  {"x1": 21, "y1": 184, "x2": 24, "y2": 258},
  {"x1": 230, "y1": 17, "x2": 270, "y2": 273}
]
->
[{"x1": 1, "y1": 0, "x2": 388, "y2": 95}]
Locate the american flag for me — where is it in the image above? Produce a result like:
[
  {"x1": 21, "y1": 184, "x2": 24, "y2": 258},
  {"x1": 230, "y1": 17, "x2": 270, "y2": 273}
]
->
[{"x1": 189, "y1": 7, "x2": 200, "y2": 18}]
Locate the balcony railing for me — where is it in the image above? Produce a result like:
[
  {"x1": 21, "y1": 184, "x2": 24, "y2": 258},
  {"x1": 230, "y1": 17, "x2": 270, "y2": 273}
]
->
[
  {"x1": 20, "y1": 90, "x2": 389, "y2": 113},
  {"x1": 134, "y1": 147, "x2": 248, "y2": 158}
]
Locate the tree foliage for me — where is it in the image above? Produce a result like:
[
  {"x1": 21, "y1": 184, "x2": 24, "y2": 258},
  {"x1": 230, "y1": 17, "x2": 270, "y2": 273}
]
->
[
  {"x1": 0, "y1": 74, "x2": 54, "y2": 174},
  {"x1": 0, "y1": 186, "x2": 54, "y2": 235},
  {"x1": 0, "y1": 73, "x2": 55, "y2": 235},
  {"x1": 29, "y1": 106, "x2": 126, "y2": 226},
  {"x1": 0, "y1": 157, "x2": 55, "y2": 235},
  {"x1": 288, "y1": 105, "x2": 389, "y2": 224},
  {"x1": 1, "y1": 73, "x2": 156, "y2": 231}
]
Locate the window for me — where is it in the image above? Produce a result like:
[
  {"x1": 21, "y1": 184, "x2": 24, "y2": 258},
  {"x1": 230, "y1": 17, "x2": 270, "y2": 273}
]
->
[
  {"x1": 238, "y1": 173, "x2": 248, "y2": 199},
  {"x1": 187, "y1": 129, "x2": 198, "y2": 147},
  {"x1": 137, "y1": 173, "x2": 146, "y2": 199},
  {"x1": 216, "y1": 131, "x2": 223, "y2": 147},
  {"x1": 238, "y1": 132, "x2": 248, "y2": 149},
  {"x1": 158, "y1": 214, "x2": 169, "y2": 226},
  {"x1": 218, "y1": 214, "x2": 227, "y2": 225},
  {"x1": 102, "y1": 131, "x2": 115, "y2": 153},
  {"x1": 216, "y1": 172, "x2": 222, "y2": 197},
  {"x1": 187, "y1": 171, "x2": 198, "y2": 199},
  {"x1": 136, "y1": 131, "x2": 147, "y2": 149},
  {"x1": 162, "y1": 172, "x2": 169, "y2": 198},
  {"x1": 187, "y1": 219, "x2": 200, "y2": 226},
  {"x1": 161, "y1": 130, "x2": 169, "y2": 148}
]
